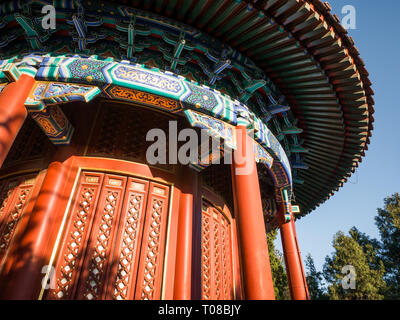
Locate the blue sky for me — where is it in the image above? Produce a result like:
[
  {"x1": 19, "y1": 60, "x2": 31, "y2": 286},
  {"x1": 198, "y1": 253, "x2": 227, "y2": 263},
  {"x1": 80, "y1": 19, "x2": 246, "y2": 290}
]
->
[{"x1": 277, "y1": 0, "x2": 400, "y2": 272}]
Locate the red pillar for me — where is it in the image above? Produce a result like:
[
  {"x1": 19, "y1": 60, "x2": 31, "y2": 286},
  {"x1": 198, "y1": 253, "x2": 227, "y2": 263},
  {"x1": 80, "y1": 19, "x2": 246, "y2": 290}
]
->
[
  {"x1": 0, "y1": 161, "x2": 67, "y2": 299},
  {"x1": 0, "y1": 74, "x2": 35, "y2": 167},
  {"x1": 231, "y1": 125, "x2": 275, "y2": 300},
  {"x1": 174, "y1": 167, "x2": 197, "y2": 300},
  {"x1": 279, "y1": 207, "x2": 309, "y2": 300},
  {"x1": 291, "y1": 219, "x2": 310, "y2": 299}
]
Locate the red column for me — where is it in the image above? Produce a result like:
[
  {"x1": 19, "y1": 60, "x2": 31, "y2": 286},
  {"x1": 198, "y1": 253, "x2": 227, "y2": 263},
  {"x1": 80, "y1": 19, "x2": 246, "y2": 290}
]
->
[
  {"x1": 0, "y1": 74, "x2": 35, "y2": 167},
  {"x1": 0, "y1": 161, "x2": 67, "y2": 299},
  {"x1": 291, "y1": 219, "x2": 310, "y2": 299},
  {"x1": 279, "y1": 207, "x2": 309, "y2": 300},
  {"x1": 231, "y1": 125, "x2": 275, "y2": 300},
  {"x1": 174, "y1": 167, "x2": 197, "y2": 300}
]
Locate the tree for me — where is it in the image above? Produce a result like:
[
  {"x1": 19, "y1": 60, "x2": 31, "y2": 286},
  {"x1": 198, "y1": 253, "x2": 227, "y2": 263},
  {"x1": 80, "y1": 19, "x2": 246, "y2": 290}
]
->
[
  {"x1": 375, "y1": 193, "x2": 400, "y2": 299},
  {"x1": 305, "y1": 254, "x2": 327, "y2": 300},
  {"x1": 323, "y1": 229, "x2": 386, "y2": 300},
  {"x1": 348, "y1": 227, "x2": 382, "y2": 271},
  {"x1": 267, "y1": 229, "x2": 290, "y2": 300},
  {"x1": 304, "y1": 193, "x2": 400, "y2": 300}
]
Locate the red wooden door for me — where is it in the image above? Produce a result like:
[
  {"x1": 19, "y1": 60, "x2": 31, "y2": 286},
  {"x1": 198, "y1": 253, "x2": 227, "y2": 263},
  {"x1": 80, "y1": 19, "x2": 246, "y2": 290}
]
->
[
  {"x1": 0, "y1": 174, "x2": 37, "y2": 270},
  {"x1": 49, "y1": 171, "x2": 170, "y2": 300},
  {"x1": 201, "y1": 200, "x2": 234, "y2": 300}
]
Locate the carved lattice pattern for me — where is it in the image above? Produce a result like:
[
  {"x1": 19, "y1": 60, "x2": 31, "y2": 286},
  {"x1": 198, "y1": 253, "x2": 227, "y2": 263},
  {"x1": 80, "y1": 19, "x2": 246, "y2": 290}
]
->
[
  {"x1": 87, "y1": 103, "x2": 184, "y2": 172},
  {"x1": 0, "y1": 188, "x2": 31, "y2": 251},
  {"x1": 109, "y1": 180, "x2": 148, "y2": 300},
  {"x1": 79, "y1": 185, "x2": 125, "y2": 300},
  {"x1": 88, "y1": 106, "x2": 124, "y2": 156},
  {"x1": 201, "y1": 201, "x2": 234, "y2": 300},
  {"x1": 135, "y1": 183, "x2": 169, "y2": 300},
  {"x1": 0, "y1": 174, "x2": 36, "y2": 267},
  {"x1": 201, "y1": 164, "x2": 234, "y2": 212},
  {"x1": 50, "y1": 172, "x2": 169, "y2": 300},
  {"x1": 140, "y1": 198, "x2": 163, "y2": 300},
  {"x1": 2, "y1": 117, "x2": 55, "y2": 168},
  {"x1": 0, "y1": 179, "x2": 17, "y2": 220},
  {"x1": 221, "y1": 218, "x2": 233, "y2": 300},
  {"x1": 51, "y1": 173, "x2": 104, "y2": 300},
  {"x1": 213, "y1": 214, "x2": 222, "y2": 299},
  {"x1": 201, "y1": 205, "x2": 211, "y2": 300}
]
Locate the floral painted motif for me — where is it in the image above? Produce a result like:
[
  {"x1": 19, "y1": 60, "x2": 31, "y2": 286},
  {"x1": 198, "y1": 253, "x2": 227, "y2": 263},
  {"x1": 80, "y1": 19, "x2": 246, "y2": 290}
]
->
[
  {"x1": 44, "y1": 83, "x2": 96, "y2": 98},
  {"x1": 68, "y1": 59, "x2": 109, "y2": 85},
  {"x1": 113, "y1": 65, "x2": 183, "y2": 94},
  {"x1": 182, "y1": 83, "x2": 218, "y2": 112},
  {"x1": 184, "y1": 109, "x2": 236, "y2": 150},
  {"x1": 107, "y1": 85, "x2": 182, "y2": 113}
]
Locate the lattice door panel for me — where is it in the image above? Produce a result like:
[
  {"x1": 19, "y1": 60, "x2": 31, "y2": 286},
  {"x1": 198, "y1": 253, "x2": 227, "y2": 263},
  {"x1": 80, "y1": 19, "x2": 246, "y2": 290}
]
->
[
  {"x1": 49, "y1": 171, "x2": 170, "y2": 300},
  {"x1": 50, "y1": 171, "x2": 105, "y2": 299},
  {"x1": 0, "y1": 174, "x2": 37, "y2": 268},
  {"x1": 134, "y1": 182, "x2": 169, "y2": 300},
  {"x1": 105, "y1": 177, "x2": 150, "y2": 300},
  {"x1": 201, "y1": 201, "x2": 234, "y2": 300},
  {"x1": 74, "y1": 174, "x2": 128, "y2": 300}
]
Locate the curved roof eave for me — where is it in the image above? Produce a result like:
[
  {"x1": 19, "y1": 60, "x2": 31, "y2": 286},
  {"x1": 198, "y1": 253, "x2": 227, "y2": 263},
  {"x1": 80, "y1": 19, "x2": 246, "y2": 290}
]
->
[{"x1": 1, "y1": 0, "x2": 374, "y2": 216}]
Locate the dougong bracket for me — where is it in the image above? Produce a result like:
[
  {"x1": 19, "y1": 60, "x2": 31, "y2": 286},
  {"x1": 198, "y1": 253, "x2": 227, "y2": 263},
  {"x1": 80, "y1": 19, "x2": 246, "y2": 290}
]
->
[{"x1": 24, "y1": 81, "x2": 101, "y2": 145}]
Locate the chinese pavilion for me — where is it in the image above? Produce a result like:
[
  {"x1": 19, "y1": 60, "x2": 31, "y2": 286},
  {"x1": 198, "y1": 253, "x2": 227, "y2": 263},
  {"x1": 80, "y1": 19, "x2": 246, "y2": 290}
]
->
[{"x1": 0, "y1": 0, "x2": 373, "y2": 300}]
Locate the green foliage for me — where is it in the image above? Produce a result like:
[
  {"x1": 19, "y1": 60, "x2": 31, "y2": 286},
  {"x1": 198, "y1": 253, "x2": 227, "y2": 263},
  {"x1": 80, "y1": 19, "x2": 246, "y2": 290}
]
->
[
  {"x1": 349, "y1": 227, "x2": 382, "y2": 271},
  {"x1": 265, "y1": 193, "x2": 399, "y2": 300},
  {"x1": 375, "y1": 193, "x2": 400, "y2": 299},
  {"x1": 305, "y1": 254, "x2": 328, "y2": 300},
  {"x1": 267, "y1": 229, "x2": 290, "y2": 300},
  {"x1": 323, "y1": 229, "x2": 386, "y2": 300}
]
